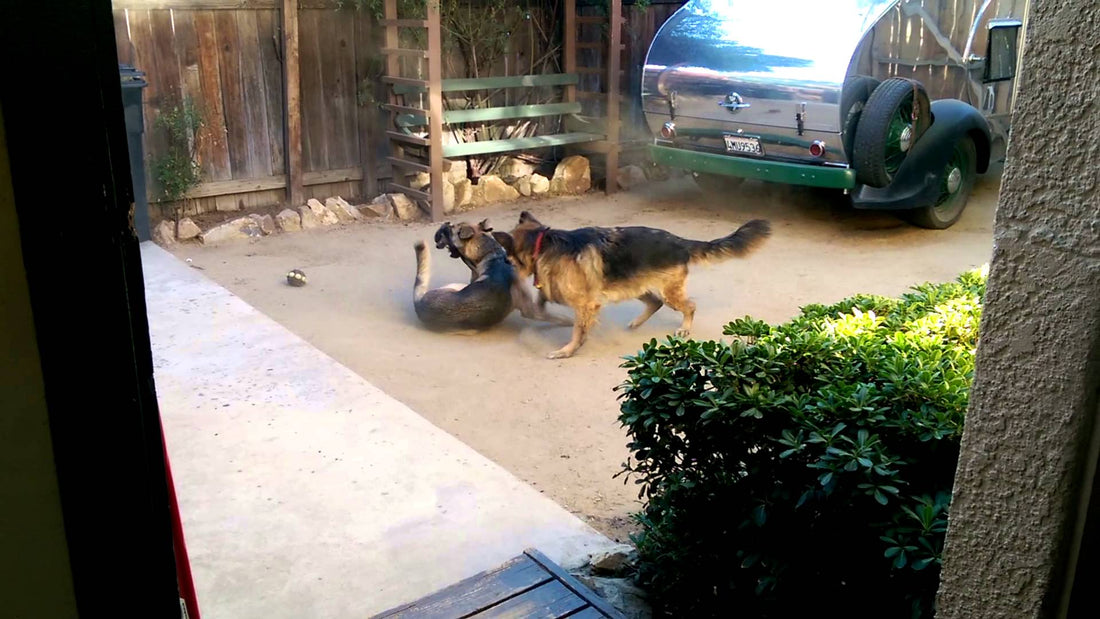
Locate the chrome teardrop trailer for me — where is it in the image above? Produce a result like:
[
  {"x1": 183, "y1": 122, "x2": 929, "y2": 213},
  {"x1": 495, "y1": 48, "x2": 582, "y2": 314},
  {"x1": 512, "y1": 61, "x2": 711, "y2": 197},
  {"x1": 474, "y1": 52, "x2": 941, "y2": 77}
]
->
[{"x1": 643, "y1": 0, "x2": 1029, "y2": 228}]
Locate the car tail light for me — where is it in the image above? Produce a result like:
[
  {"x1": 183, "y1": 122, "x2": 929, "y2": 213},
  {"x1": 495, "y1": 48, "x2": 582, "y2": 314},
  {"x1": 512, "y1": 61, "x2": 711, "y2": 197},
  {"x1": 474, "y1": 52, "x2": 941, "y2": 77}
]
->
[
  {"x1": 809, "y1": 140, "x2": 826, "y2": 157},
  {"x1": 660, "y1": 122, "x2": 676, "y2": 139}
]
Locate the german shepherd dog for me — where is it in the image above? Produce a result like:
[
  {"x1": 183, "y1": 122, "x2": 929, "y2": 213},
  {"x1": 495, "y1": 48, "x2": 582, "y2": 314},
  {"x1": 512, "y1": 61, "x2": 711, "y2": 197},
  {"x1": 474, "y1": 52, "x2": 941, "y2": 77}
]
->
[
  {"x1": 501, "y1": 211, "x2": 771, "y2": 358},
  {"x1": 412, "y1": 220, "x2": 570, "y2": 332}
]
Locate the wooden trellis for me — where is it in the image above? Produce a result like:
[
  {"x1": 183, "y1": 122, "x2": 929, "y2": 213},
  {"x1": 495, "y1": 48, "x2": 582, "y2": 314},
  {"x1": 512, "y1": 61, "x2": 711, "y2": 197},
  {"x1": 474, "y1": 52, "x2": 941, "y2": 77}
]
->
[{"x1": 381, "y1": 0, "x2": 623, "y2": 221}]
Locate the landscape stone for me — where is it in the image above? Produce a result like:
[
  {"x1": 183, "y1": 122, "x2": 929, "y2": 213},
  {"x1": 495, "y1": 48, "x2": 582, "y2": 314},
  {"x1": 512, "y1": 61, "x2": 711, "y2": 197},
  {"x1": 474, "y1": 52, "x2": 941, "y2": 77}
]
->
[
  {"x1": 176, "y1": 217, "x2": 202, "y2": 240},
  {"x1": 275, "y1": 209, "x2": 302, "y2": 232},
  {"x1": 530, "y1": 173, "x2": 550, "y2": 195},
  {"x1": 325, "y1": 196, "x2": 361, "y2": 222},
  {"x1": 152, "y1": 220, "x2": 176, "y2": 246},
  {"x1": 200, "y1": 217, "x2": 261, "y2": 244},
  {"x1": 514, "y1": 176, "x2": 533, "y2": 197},
  {"x1": 551, "y1": 155, "x2": 591, "y2": 194},
  {"x1": 298, "y1": 205, "x2": 321, "y2": 229},
  {"x1": 480, "y1": 175, "x2": 520, "y2": 203}
]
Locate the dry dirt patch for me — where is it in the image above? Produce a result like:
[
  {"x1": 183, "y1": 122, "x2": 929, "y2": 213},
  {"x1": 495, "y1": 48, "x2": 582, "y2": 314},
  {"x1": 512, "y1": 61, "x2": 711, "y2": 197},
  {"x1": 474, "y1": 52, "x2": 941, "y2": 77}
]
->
[{"x1": 168, "y1": 176, "x2": 998, "y2": 542}]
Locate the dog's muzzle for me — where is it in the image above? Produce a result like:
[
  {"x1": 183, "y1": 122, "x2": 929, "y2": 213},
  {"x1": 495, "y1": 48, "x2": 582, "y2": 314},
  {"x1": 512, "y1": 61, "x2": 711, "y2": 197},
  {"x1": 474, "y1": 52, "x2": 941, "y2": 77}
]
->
[{"x1": 434, "y1": 224, "x2": 462, "y2": 258}]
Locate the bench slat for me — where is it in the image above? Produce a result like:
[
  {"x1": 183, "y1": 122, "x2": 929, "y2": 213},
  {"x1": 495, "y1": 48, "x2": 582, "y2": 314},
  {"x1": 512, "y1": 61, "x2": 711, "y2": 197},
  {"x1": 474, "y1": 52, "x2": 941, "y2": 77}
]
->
[
  {"x1": 442, "y1": 73, "x2": 579, "y2": 92},
  {"x1": 387, "y1": 183, "x2": 431, "y2": 206},
  {"x1": 383, "y1": 103, "x2": 428, "y2": 118},
  {"x1": 395, "y1": 103, "x2": 582, "y2": 128},
  {"x1": 391, "y1": 73, "x2": 579, "y2": 95},
  {"x1": 387, "y1": 157, "x2": 430, "y2": 173},
  {"x1": 442, "y1": 132, "x2": 604, "y2": 158},
  {"x1": 443, "y1": 102, "x2": 582, "y2": 124},
  {"x1": 386, "y1": 131, "x2": 430, "y2": 146},
  {"x1": 383, "y1": 76, "x2": 429, "y2": 90}
]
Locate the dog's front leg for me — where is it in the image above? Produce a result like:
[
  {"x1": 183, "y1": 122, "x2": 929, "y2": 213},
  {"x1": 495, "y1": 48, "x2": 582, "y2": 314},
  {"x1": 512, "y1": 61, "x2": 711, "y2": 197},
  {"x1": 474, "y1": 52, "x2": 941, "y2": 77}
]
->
[{"x1": 548, "y1": 303, "x2": 598, "y2": 359}]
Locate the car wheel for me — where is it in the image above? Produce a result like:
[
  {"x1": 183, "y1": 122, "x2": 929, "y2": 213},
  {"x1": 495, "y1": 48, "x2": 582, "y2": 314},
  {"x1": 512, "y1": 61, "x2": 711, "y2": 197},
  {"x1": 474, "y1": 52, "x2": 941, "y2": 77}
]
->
[
  {"x1": 904, "y1": 135, "x2": 977, "y2": 230},
  {"x1": 693, "y1": 172, "x2": 745, "y2": 194},
  {"x1": 853, "y1": 78, "x2": 932, "y2": 188}
]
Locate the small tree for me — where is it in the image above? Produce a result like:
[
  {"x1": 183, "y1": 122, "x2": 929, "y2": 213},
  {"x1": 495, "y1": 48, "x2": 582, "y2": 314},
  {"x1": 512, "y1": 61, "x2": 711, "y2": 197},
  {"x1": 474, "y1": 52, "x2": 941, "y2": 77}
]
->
[{"x1": 150, "y1": 99, "x2": 203, "y2": 236}]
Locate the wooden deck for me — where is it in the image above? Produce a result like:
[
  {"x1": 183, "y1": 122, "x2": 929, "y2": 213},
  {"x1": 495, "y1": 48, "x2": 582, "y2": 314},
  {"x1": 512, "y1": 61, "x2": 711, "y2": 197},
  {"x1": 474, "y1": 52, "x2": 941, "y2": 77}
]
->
[{"x1": 373, "y1": 548, "x2": 625, "y2": 619}]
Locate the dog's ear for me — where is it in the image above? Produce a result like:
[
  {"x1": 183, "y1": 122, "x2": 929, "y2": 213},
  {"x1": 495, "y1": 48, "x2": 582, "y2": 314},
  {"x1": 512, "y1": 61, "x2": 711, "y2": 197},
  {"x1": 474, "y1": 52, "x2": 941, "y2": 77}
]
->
[
  {"x1": 519, "y1": 211, "x2": 540, "y2": 225},
  {"x1": 491, "y1": 231, "x2": 515, "y2": 257},
  {"x1": 477, "y1": 219, "x2": 493, "y2": 232},
  {"x1": 457, "y1": 225, "x2": 476, "y2": 241}
]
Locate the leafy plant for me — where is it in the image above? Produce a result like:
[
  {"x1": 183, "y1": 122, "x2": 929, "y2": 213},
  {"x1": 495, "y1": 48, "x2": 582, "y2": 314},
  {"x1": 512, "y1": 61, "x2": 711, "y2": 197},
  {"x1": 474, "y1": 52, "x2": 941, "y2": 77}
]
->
[
  {"x1": 150, "y1": 99, "x2": 203, "y2": 235},
  {"x1": 616, "y1": 268, "x2": 987, "y2": 617}
]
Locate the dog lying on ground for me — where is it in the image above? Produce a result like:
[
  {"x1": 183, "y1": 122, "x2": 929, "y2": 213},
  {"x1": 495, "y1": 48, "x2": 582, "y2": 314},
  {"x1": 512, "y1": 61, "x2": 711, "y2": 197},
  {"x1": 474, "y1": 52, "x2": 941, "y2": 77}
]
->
[
  {"x1": 412, "y1": 220, "x2": 571, "y2": 332},
  {"x1": 499, "y1": 211, "x2": 772, "y2": 358}
]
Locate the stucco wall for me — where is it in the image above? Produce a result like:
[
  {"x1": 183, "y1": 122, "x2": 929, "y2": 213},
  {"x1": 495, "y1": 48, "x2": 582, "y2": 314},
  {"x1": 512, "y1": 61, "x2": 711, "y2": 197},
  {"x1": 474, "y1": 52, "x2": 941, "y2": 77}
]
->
[{"x1": 936, "y1": 1, "x2": 1100, "y2": 617}]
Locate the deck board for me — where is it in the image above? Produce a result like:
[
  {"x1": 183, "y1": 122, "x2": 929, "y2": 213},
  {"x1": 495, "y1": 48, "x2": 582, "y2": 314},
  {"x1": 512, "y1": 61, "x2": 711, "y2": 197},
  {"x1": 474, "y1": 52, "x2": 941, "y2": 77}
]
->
[
  {"x1": 566, "y1": 608, "x2": 607, "y2": 619},
  {"x1": 472, "y1": 581, "x2": 587, "y2": 618},
  {"x1": 373, "y1": 549, "x2": 624, "y2": 619}
]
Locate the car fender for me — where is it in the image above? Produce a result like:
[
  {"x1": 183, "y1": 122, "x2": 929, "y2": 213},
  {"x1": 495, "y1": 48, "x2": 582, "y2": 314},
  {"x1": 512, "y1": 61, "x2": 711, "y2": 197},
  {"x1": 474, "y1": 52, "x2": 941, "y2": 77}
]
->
[{"x1": 851, "y1": 99, "x2": 992, "y2": 210}]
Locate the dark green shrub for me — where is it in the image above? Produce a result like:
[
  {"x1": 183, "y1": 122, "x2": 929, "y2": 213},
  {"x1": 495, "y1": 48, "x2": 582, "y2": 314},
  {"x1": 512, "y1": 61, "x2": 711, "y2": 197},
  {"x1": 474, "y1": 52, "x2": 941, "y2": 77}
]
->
[{"x1": 616, "y1": 269, "x2": 986, "y2": 618}]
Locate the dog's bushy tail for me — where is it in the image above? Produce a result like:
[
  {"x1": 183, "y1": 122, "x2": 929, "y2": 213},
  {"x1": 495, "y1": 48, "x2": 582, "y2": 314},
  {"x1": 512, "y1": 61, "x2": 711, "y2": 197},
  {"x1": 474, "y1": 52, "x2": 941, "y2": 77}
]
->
[
  {"x1": 688, "y1": 219, "x2": 772, "y2": 264},
  {"x1": 413, "y1": 241, "x2": 431, "y2": 302}
]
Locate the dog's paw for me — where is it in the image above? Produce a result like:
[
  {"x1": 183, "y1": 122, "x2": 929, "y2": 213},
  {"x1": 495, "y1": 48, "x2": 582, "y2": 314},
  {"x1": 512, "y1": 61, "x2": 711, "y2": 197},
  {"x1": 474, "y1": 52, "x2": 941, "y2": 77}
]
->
[
  {"x1": 547, "y1": 349, "x2": 574, "y2": 360},
  {"x1": 674, "y1": 328, "x2": 692, "y2": 338}
]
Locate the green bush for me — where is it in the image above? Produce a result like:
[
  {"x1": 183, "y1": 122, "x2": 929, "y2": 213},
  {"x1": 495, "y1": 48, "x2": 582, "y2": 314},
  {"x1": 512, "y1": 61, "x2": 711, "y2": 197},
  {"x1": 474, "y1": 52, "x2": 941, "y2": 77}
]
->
[
  {"x1": 616, "y1": 268, "x2": 986, "y2": 618},
  {"x1": 150, "y1": 99, "x2": 203, "y2": 233}
]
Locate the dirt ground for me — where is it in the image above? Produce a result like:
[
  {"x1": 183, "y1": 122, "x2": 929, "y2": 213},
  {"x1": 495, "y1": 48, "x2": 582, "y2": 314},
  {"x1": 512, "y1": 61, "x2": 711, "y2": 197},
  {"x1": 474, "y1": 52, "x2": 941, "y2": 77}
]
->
[{"x1": 167, "y1": 173, "x2": 999, "y2": 543}]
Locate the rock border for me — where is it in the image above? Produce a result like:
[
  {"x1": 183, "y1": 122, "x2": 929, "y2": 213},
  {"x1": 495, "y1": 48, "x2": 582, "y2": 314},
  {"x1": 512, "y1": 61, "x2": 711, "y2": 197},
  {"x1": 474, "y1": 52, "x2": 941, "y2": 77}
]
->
[
  {"x1": 153, "y1": 155, "x2": 678, "y2": 248},
  {"x1": 568, "y1": 545, "x2": 652, "y2": 619}
]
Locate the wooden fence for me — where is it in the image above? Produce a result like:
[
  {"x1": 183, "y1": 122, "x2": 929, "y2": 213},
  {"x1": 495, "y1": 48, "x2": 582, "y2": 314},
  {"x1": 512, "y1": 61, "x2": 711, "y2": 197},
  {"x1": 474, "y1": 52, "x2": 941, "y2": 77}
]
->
[
  {"x1": 113, "y1": 0, "x2": 684, "y2": 215},
  {"x1": 578, "y1": 0, "x2": 683, "y2": 146}
]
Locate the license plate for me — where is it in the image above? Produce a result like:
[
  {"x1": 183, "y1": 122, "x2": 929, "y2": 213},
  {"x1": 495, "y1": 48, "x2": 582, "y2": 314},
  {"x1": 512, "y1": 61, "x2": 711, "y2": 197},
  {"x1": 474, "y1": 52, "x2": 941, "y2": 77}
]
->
[{"x1": 724, "y1": 134, "x2": 763, "y2": 156}]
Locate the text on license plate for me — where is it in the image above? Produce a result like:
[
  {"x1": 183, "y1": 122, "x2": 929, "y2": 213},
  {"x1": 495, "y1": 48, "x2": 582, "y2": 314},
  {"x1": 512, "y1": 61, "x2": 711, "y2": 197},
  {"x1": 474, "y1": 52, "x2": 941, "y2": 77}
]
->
[{"x1": 724, "y1": 135, "x2": 763, "y2": 156}]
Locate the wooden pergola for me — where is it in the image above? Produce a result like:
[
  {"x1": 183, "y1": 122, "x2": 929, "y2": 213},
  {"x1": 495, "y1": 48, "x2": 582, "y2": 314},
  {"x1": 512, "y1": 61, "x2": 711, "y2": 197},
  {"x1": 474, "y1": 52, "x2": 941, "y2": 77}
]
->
[{"x1": 379, "y1": 0, "x2": 623, "y2": 221}]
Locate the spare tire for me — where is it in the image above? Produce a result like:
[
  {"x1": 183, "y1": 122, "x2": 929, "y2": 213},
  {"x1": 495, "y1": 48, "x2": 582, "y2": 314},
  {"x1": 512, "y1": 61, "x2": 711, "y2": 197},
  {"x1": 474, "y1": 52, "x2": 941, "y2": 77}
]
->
[
  {"x1": 840, "y1": 76, "x2": 879, "y2": 161},
  {"x1": 853, "y1": 78, "x2": 932, "y2": 188}
]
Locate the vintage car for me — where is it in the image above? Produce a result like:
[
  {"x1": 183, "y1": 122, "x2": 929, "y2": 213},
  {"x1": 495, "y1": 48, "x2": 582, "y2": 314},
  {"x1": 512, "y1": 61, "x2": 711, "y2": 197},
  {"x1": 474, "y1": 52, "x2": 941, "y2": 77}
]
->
[{"x1": 643, "y1": 0, "x2": 1028, "y2": 228}]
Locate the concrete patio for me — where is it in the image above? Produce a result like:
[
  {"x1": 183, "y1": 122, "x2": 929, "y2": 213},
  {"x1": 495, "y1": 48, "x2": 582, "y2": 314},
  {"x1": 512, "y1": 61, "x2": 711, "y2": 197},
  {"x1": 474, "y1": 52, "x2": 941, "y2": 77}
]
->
[{"x1": 141, "y1": 243, "x2": 622, "y2": 618}]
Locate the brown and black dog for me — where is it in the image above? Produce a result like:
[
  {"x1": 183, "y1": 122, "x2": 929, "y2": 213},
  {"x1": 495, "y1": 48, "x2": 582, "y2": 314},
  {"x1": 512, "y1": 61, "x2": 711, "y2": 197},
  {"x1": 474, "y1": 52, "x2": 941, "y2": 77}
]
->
[
  {"x1": 500, "y1": 211, "x2": 771, "y2": 359},
  {"x1": 412, "y1": 220, "x2": 570, "y2": 333}
]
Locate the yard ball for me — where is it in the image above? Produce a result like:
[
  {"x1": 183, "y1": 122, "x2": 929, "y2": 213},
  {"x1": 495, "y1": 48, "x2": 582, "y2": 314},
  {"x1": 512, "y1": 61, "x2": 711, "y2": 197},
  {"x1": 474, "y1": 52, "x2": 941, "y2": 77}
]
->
[{"x1": 286, "y1": 269, "x2": 307, "y2": 287}]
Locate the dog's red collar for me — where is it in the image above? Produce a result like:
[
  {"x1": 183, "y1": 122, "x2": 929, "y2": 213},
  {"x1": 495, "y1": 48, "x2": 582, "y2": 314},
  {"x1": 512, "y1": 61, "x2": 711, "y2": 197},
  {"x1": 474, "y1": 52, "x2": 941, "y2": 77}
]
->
[{"x1": 532, "y1": 229, "x2": 547, "y2": 289}]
